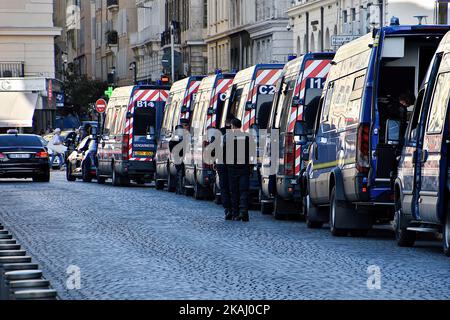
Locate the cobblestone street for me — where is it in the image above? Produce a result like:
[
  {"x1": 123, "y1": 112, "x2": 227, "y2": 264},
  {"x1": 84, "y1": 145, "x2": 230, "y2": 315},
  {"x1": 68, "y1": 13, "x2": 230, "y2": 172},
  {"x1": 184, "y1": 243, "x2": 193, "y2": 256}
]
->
[{"x1": 0, "y1": 172, "x2": 448, "y2": 300}]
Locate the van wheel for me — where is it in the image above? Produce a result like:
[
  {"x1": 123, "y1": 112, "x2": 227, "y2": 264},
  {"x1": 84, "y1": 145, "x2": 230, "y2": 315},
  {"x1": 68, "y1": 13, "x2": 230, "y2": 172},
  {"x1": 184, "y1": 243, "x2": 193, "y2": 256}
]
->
[
  {"x1": 394, "y1": 202, "x2": 416, "y2": 247},
  {"x1": 304, "y1": 195, "x2": 324, "y2": 229},
  {"x1": 194, "y1": 182, "x2": 204, "y2": 200},
  {"x1": 97, "y1": 176, "x2": 106, "y2": 185},
  {"x1": 66, "y1": 164, "x2": 76, "y2": 182},
  {"x1": 261, "y1": 202, "x2": 274, "y2": 215},
  {"x1": 155, "y1": 180, "x2": 165, "y2": 190},
  {"x1": 443, "y1": 212, "x2": 450, "y2": 257},
  {"x1": 260, "y1": 191, "x2": 273, "y2": 215},
  {"x1": 82, "y1": 160, "x2": 93, "y2": 183},
  {"x1": 273, "y1": 196, "x2": 288, "y2": 220},
  {"x1": 135, "y1": 179, "x2": 145, "y2": 185},
  {"x1": 330, "y1": 186, "x2": 347, "y2": 237},
  {"x1": 112, "y1": 168, "x2": 122, "y2": 187},
  {"x1": 167, "y1": 173, "x2": 176, "y2": 193}
]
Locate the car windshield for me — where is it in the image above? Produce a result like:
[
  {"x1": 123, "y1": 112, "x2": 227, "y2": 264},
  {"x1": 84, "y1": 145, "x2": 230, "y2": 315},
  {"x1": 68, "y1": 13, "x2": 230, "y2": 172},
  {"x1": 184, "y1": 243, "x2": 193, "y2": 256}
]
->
[{"x1": 0, "y1": 135, "x2": 43, "y2": 147}]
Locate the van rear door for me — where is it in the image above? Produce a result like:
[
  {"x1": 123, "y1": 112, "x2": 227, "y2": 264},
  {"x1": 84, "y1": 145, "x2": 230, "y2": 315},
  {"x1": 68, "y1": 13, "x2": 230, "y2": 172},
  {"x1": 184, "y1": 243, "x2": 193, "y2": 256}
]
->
[
  {"x1": 130, "y1": 89, "x2": 166, "y2": 161},
  {"x1": 244, "y1": 68, "x2": 282, "y2": 131}
]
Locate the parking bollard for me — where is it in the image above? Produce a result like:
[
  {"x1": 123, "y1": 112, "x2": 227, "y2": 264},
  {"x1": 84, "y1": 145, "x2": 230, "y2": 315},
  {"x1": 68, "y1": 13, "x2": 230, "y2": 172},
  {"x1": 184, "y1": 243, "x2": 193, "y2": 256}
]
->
[
  {"x1": 0, "y1": 228, "x2": 58, "y2": 301},
  {"x1": 2, "y1": 264, "x2": 39, "y2": 272},
  {"x1": 0, "y1": 240, "x2": 16, "y2": 245},
  {"x1": 0, "y1": 244, "x2": 21, "y2": 251},
  {"x1": 9, "y1": 279, "x2": 50, "y2": 290},
  {"x1": 0, "y1": 250, "x2": 26, "y2": 257},
  {"x1": 12, "y1": 289, "x2": 57, "y2": 300}
]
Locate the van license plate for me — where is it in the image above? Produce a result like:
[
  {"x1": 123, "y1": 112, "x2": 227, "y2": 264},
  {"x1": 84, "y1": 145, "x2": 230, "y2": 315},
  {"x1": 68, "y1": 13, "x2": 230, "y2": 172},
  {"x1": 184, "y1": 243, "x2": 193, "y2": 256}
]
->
[{"x1": 134, "y1": 151, "x2": 153, "y2": 157}]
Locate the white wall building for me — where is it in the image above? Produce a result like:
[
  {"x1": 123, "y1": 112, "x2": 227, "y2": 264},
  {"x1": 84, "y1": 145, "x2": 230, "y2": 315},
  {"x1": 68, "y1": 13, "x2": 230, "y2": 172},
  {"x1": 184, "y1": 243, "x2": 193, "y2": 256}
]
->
[
  {"x1": 206, "y1": 0, "x2": 293, "y2": 74},
  {"x1": 0, "y1": 0, "x2": 61, "y2": 132},
  {"x1": 130, "y1": 0, "x2": 165, "y2": 83},
  {"x1": 288, "y1": 0, "x2": 438, "y2": 55}
]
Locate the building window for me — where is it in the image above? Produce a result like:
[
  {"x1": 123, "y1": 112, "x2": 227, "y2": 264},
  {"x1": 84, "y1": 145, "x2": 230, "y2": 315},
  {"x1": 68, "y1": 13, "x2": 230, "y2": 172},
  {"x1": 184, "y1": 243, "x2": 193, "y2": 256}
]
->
[{"x1": 343, "y1": 10, "x2": 348, "y2": 23}]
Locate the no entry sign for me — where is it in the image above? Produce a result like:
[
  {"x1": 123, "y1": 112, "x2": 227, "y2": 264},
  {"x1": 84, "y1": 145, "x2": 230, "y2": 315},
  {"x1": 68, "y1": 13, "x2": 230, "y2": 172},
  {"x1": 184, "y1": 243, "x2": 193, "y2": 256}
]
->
[{"x1": 95, "y1": 99, "x2": 108, "y2": 114}]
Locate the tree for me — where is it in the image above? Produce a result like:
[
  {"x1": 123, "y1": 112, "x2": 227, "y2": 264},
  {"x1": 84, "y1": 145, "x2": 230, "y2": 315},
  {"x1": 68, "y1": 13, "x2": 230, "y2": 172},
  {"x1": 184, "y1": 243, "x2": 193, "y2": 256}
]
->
[{"x1": 63, "y1": 63, "x2": 109, "y2": 116}]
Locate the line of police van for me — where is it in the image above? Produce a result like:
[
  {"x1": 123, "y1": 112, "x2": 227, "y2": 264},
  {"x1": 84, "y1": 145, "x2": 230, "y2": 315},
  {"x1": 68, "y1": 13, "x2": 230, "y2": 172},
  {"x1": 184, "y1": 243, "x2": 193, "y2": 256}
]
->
[{"x1": 91, "y1": 24, "x2": 450, "y2": 257}]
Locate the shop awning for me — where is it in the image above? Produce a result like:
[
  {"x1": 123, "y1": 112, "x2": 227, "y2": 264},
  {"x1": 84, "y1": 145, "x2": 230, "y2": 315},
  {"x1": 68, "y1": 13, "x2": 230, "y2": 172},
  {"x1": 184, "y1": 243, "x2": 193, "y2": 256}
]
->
[{"x1": 0, "y1": 92, "x2": 38, "y2": 128}]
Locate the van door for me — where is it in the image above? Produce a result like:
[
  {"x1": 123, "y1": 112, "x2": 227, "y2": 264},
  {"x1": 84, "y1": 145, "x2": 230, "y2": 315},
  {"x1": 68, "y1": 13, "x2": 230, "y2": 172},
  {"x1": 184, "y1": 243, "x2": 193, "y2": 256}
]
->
[
  {"x1": 418, "y1": 71, "x2": 450, "y2": 223},
  {"x1": 131, "y1": 99, "x2": 160, "y2": 161}
]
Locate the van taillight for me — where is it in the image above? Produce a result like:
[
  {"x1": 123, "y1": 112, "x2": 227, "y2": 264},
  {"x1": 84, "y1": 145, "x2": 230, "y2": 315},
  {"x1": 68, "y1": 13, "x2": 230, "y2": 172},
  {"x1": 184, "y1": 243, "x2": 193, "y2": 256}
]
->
[
  {"x1": 284, "y1": 132, "x2": 295, "y2": 176},
  {"x1": 122, "y1": 134, "x2": 130, "y2": 161},
  {"x1": 357, "y1": 124, "x2": 370, "y2": 173}
]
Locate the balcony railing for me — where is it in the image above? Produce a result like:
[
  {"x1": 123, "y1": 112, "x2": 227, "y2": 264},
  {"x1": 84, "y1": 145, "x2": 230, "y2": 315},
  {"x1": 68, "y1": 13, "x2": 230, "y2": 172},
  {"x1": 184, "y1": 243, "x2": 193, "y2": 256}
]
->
[{"x1": 0, "y1": 62, "x2": 24, "y2": 78}]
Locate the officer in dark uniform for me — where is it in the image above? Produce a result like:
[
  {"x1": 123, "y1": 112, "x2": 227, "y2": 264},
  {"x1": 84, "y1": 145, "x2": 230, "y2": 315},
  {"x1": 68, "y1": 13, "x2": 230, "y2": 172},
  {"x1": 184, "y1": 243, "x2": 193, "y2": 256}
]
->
[
  {"x1": 217, "y1": 116, "x2": 234, "y2": 220},
  {"x1": 225, "y1": 118, "x2": 252, "y2": 222}
]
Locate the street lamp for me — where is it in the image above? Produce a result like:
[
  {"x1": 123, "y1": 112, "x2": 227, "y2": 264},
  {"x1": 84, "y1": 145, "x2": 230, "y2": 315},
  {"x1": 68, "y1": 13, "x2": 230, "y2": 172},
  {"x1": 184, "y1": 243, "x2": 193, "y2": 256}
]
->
[{"x1": 170, "y1": 21, "x2": 176, "y2": 83}]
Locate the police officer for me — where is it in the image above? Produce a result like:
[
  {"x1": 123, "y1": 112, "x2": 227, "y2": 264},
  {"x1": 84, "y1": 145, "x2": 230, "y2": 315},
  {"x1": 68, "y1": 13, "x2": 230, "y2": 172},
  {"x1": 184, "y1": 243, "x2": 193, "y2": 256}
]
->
[
  {"x1": 217, "y1": 116, "x2": 234, "y2": 220},
  {"x1": 225, "y1": 118, "x2": 252, "y2": 222}
]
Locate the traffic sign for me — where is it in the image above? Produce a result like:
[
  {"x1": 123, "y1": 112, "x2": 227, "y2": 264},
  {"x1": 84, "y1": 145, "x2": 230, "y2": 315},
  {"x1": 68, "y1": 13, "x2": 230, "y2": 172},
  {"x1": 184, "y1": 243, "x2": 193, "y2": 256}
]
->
[
  {"x1": 331, "y1": 35, "x2": 360, "y2": 47},
  {"x1": 95, "y1": 99, "x2": 108, "y2": 114}
]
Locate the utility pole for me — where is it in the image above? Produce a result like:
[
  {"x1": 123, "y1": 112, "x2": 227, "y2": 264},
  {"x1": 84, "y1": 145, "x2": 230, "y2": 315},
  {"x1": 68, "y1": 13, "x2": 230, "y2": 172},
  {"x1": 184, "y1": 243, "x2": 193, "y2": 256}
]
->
[{"x1": 170, "y1": 21, "x2": 176, "y2": 83}]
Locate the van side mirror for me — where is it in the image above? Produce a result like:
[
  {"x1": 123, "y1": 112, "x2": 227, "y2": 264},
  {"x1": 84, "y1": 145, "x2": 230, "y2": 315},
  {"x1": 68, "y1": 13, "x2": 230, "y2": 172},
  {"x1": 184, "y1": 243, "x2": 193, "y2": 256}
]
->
[
  {"x1": 294, "y1": 121, "x2": 308, "y2": 146},
  {"x1": 126, "y1": 112, "x2": 133, "y2": 119},
  {"x1": 207, "y1": 108, "x2": 215, "y2": 115},
  {"x1": 245, "y1": 101, "x2": 254, "y2": 111},
  {"x1": 181, "y1": 106, "x2": 189, "y2": 113},
  {"x1": 386, "y1": 119, "x2": 401, "y2": 145}
]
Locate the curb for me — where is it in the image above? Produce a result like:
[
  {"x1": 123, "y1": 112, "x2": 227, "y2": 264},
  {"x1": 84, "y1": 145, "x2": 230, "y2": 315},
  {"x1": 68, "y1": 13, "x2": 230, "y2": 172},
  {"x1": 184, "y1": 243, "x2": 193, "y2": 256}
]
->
[{"x1": 0, "y1": 223, "x2": 58, "y2": 300}]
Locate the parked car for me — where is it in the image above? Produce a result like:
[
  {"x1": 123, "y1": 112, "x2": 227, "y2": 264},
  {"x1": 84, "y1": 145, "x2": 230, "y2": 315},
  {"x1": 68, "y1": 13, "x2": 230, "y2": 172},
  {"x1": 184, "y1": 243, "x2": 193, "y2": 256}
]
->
[
  {"x1": 215, "y1": 64, "x2": 284, "y2": 204},
  {"x1": 395, "y1": 30, "x2": 450, "y2": 256},
  {"x1": 260, "y1": 53, "x2": 335, "y2": 219},
  {"x1": 0, "y1": 133, "x2": 50, "y2": 182},
  {"x1": 155, "y1": 76, "x2": 205, "y2": 191},
  {"x1": 183, "y1": 72, "x2": 236, "y2": 199},
  {"x1": 66, "y1": 135, "x2": 98, "y2": 183},
  {"x1": 97, "y1": 84, "x2": 170, "y2": 186},
  {"x1": 304, "y1": 24, "x2": 450, "y2": 236}
]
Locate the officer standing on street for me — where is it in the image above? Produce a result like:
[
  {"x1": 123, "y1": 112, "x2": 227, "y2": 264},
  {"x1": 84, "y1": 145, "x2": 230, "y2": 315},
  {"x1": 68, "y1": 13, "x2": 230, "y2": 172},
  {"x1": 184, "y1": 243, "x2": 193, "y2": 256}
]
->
[
  {"x1": 217, "y1": 116, "x2": 234, "y2": 220},
  {"x1": 174, "y1": 118, "x2": 190, "y2": 194},
  {"x1": 225, "y1": 118, "x2": 252, "y2": 222}
]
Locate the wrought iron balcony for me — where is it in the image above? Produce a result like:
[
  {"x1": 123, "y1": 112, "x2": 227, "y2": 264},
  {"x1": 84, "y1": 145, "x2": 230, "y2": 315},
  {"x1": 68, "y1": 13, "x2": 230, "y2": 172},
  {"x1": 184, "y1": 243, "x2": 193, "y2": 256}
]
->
[{"x1": 0, "y1": 62, "x2": 24, "y2": 78}]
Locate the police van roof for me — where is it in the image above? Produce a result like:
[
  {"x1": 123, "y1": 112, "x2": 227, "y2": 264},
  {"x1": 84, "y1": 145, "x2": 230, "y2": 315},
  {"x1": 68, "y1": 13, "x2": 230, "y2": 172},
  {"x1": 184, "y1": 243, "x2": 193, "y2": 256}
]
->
[
  {"x1": 170, "y1": 76, "x2": 205, "y2": 93},
  {"x1": 233, "y1": 64, "x2": 284, "y2": 84},
  {"x1": 333, "y1": 25, "x2": 450, "y2": 64}
]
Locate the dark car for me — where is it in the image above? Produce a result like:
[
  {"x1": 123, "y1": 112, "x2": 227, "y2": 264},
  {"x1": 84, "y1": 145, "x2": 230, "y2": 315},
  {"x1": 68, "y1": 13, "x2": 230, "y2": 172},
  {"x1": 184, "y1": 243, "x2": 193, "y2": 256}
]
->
[
  {"x1": 0, "y1": 134, "x2": 50, "y2": 182},
  {"x1": 66, "y1": 135, "x2": 98, "y2": 183}
]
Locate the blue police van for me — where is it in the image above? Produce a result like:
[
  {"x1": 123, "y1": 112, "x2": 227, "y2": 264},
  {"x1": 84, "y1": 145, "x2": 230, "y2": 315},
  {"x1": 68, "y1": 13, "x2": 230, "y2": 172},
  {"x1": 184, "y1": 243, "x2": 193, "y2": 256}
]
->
[
  {"x1": 395, "y1": 31, "x2": 450, "y2": 256},
  {"x1": 304, "y1": 23, "x2": 450, "y2": 236}
]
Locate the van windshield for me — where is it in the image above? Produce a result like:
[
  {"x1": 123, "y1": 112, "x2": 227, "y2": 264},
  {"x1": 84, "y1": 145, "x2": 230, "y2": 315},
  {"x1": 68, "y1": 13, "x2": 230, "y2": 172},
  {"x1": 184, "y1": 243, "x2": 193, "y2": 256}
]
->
[{"x1": 134, "y1": 107, "x2": 156, "y2": 138}]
